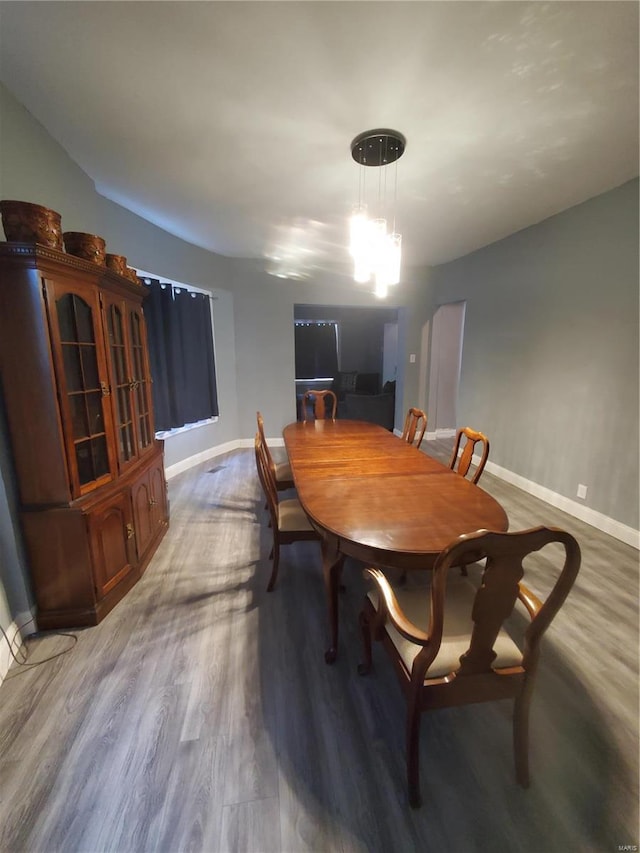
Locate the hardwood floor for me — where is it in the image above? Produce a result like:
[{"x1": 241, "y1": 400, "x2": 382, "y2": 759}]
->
[{"x1": 0, "y1": 441, "x2": 637, "y2": 852}]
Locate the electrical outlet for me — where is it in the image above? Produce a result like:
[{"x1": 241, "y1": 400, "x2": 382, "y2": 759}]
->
[
  {"x1": 577, "y1": 484, "x2": 587, "y2": 500},
  {"x1": 409, "y1": 353, "x2": 416, "y2": 363}
]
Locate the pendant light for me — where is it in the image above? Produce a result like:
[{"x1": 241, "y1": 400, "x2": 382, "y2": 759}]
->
[{"x1": 349, "y1": 129, "x2": 405, "y2": 298}]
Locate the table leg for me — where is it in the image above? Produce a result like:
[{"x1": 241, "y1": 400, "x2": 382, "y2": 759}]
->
[{"x1": 321, "y1": 537, "x2": 344, "y2": 664}]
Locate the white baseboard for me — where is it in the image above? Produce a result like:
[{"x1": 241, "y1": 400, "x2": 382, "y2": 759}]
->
[
  {"x1": 426, "y1": 428, "x2": 457, "y2": 440},
  {"x1": 0, "y1": 611, "x2": 36, "y2": 686},
  {"x1": 423, "y1": 435, "x2": 639, "y2": 549},
  {"x1": 165, "y1": 439, "x2": 244, "y2": 479},
  {"x1": 236, "y1": 437, "x2": 286, "y2": 449},
  {"x1": 166, "y1": 437, "x2": 640, "y2": 550},
  {"x1": 165, "y1": 437, "x2": 287, "y2": 480},
  {"x1": 481, "y1": 458, "x2": 640, "y2": 549}
]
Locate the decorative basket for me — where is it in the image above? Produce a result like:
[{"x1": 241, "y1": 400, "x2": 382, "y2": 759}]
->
[
  {"x1": 125, "y1": 267, "x2": 140, "y2": 284},
  {"x1": 0, "y1": 200, "x2": 63, "y2": 249},
  {"x1": 105, "y1": 253, "x2": 128, "y2": 276},
  {"x1": 63, "y1": 232, "x2": 106, "y2": 266}
]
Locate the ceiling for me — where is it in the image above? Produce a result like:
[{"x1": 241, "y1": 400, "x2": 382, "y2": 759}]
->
[{"x1": 0, "y1": 1, "x2": 638, "y2": 279}]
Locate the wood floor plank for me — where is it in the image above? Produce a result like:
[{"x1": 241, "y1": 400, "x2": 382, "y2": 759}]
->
[
  {"x1": 143, "y1": 735, "x2": 225, "y2": 853},
  {"x1": 218, "y1": 796, "x2": 281, "y2": 853},
  {"x1": 0, "y1": 443, "x2": 636, "y2": 852}
]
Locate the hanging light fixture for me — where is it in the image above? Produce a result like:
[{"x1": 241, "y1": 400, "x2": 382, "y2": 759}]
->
[{"x1": 349, "y1": 129, "x2": 405, "y2": 298}]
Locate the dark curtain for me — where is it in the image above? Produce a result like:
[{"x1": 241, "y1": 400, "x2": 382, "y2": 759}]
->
[
  {"x1": 144, "y1": 279, "x2": 173, "y2": 431},
  {"x1": 294, "y1": 323, "x2": 338, "y2": 379},
  {"x1": 144, "y1": 280, "x2": 219, "y2": 431}
]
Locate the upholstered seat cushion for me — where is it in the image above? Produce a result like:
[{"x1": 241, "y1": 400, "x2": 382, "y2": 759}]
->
[
  {"x1": 278, "y1": 498, "x2": 314, "y2": 532},
  {"x1": 274, "y1": 460, "x2": 292, "y2": 483},
  {"x1": 368, "y1": 574, "x2": 523, "y2": 680}
]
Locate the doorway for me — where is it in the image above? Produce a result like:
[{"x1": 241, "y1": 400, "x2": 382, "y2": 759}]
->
[
  {"x1": 382, "y1": 322, "x2": 398, "y2": 385},
  {"x1": 426, "y1": 302, "x2": 466, "y2": 435}
]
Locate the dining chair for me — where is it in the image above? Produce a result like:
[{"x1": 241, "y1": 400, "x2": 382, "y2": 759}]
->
[
  {"x1": 358, "y1": 526, "x2": 581, "y2": 808},
  {"x1": 302, "y1": 389, "x2": 337, "y2": 421},
  {"x1": 256, "y1": 411, "x2": 294, "y2": 492},
  {"x1": 401, "y1": 407, "x2": 427, "y2": 449},
  {"x1": 254, "y1": 432, "x2": 320, "y2": 591},
  {"x1": 449, "y1": 426, "x2": 490, "y2": 484}
]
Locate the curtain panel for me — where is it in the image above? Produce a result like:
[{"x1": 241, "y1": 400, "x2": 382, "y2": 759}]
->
[
  {"x1": 144, "y1": 279, "x2": 219, "y2": 432},
  {"x1": 294, "y1": 322, "x2": 338, "y2": 379}
]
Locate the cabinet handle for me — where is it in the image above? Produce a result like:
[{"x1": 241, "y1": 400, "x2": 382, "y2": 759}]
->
[
  {"x1": 129, "y1": 379, "x2": 140, "y2": 391},
  {"x1": 126, "y1": 523, "x2": 135, "y2": 539},
  {"x1": 148, "y1": 498, "x2": 156, "y2": 509},
  {"x1": 100, "y1": 381, "x2": 111, "y2": 397}
]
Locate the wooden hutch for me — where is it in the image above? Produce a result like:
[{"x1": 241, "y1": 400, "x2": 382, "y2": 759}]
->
[{"x1": 0, "y1": 242, "x2": 169, "y2": 629}]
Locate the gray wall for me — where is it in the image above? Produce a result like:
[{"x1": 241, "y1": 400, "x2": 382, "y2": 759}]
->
[
  {"x1": 228, "y1": 262, "x2": 428, "y2": 438},
  {"x1": 429, "y1": 179, "x2": 639, "y2": 529},
  {"x1": 1, "y1": 77, "x2": 637, "y2": 647},
  {"x1": 0, "y1": 83, "x2": 430, "y2": 637}
]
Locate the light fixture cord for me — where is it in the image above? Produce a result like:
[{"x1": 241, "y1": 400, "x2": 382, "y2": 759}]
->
[
  {"x1": 393, "y1": 155, "x2": 398, "y2": 234},
  {"x1": 383, "y1": 137, "x2": 389, "y2": 223}
]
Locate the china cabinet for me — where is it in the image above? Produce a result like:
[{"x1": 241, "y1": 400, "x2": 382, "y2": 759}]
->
[{"x1": 0, "y1": 242, "x2": 169, "y2": 628}]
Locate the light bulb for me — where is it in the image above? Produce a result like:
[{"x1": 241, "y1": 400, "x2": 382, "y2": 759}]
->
[
  {"x1": 349, "y1": 208, "x2": 368, "y2": 259},
  {"x1": 353, "y1": 255, "x2": 371, "y2": 283},
  {"x1": 378, "y1": 232, "x2": 402, "y2": 287},
  {"x1": 374, "y1": 277, "x2": 388, "y2": 298}
]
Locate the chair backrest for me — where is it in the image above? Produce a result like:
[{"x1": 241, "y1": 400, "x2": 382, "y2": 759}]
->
[
  {"x1": 411, "y1": 526, "x2": 581, "y2": 685},
  {"x1": 401, "y1": 407, "x2": 427, "y2": 448},
  {"x1": 256, "y1": 410, "x2": 277, "y2": 481},
  {"x1": 254, "y1": 432, "x2": 278, "y2": 525},
  {"x1": 449, "y1": 426, "x2": 489, "y2": 484},
  {"x1": 302, "y1": 389, "x2": 337, "y2": 421}
]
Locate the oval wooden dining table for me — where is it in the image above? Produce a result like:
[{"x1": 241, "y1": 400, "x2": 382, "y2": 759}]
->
[{"x1": 283, "y1": 419, "x2": 509, "y2": 663}]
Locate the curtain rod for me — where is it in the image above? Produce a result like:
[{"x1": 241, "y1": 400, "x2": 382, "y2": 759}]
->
[{"x1": 141, "y1": 277, "x2": 218, "y2": 301}]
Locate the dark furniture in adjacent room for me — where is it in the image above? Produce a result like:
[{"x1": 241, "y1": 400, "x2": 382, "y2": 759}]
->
[
  {"x1": 332, "y1": 371, "x2": 396, "y2": 430},
  {"x1": 342, "y1": 392, "x2": 395, "y2": 431}
]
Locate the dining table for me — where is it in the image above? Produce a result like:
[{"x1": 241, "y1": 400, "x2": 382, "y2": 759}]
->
[{"x1": 282, "y1": 419, "x2": 509, "y2": 663}]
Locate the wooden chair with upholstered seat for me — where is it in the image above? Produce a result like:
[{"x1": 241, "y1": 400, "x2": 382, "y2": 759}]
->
[
  {"x1": 449, "y1": 426, "x2": 490, "y2": 484},
  {"x1": 358, "y1": 526, "x2": 581, "y2": 808},
  {"x1": 402, "y1": 407, "x2": 427, "y2": 449},
  {"x1": 301, "y1": 389, "x2": 337, "y2": 421},
  {"x1": 254, "y1": 432, "x2": 320, "y2": 591},
  {"x1": 256, "y1": 411, "x2": 294, "y2": 492}
]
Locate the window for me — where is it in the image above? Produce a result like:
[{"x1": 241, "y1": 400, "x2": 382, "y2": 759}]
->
[
  {"x1": 141, "y1": 275, "x2": 219, "y2": 435},
  {"x1": 294, "y1": 321, "x2": 339, "y2": 379}
]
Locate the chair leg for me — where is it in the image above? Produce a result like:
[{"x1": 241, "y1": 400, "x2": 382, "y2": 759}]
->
[
  {"x1": 267, "y1": 541, "x2": 280, "y2": 592},
  {"x1": 406, "y1": 694, "x2": 423, "y2": 808},
  {"x1": 357, "y1": 609, "x2": 373, "y2": 676},
  {"x1": 513, "y1": 679, "x2": 533, "y2": 788}
]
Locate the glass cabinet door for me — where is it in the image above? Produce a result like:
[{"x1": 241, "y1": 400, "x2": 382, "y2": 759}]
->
[
  {"x1": 103, "y1": 294, "x2": 154, "y2": 471},
  {"x1": 106, "y1": 303, "x2": 137, "y2": 466},
  {"x1": 47, "y1": 281, "x2": 116, "y2": 495},
  {"x1": 128, "y1": 308, "x2": 153, "y2": 453}
]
